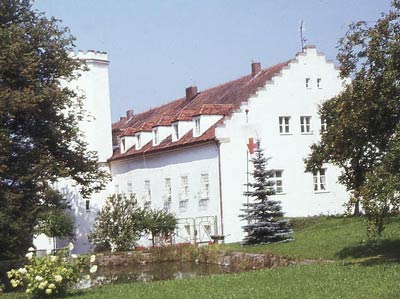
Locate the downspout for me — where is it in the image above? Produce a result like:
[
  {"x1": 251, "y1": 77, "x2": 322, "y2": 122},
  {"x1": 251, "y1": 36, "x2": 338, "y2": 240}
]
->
[{"x1": 214, "y1": 140, "x2": 224, "y2": 239}]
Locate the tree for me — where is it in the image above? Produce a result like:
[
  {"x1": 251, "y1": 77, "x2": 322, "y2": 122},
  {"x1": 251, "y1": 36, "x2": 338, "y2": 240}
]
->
[
  {"x1": 240, "y1": 142, "x2": 292, "y2": 245},
  {"x1": 34, "y1": 208, "x2": 75, "y2": 251},
  {"x1": 88, "y1": 194, "x2": 145, "y2": 252},
  {"x1": 0, "y1": 0, "x2": 108, "y2": 259},
  {"x1": 305, "y1": 1, "x2": 400, "y2": 220},
  {"x1": 143, "y1": 209, "x2": 177, "y2": 247}
]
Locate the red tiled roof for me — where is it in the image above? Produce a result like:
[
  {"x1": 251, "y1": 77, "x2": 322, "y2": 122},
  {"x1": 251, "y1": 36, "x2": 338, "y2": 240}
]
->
[{"x1": 109, "y1": 60, "x2": 291, "y2": 162}]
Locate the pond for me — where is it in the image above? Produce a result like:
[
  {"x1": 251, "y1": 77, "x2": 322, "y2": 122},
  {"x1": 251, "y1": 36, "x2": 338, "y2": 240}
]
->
[{"x1": 78, "y1": 261, "x2": 232, "y2": 288}]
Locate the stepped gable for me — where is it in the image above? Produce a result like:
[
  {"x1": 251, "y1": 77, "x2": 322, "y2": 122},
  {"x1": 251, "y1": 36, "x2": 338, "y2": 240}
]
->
[{"x1": 109, "y1": 59, "x2": 290, "y2": 161}]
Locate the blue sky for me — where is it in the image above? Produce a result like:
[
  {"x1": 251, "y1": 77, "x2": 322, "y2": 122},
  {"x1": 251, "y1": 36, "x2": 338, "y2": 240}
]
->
[{"x1": 34, "y1": 0, "x2": 392, "y2": 121}]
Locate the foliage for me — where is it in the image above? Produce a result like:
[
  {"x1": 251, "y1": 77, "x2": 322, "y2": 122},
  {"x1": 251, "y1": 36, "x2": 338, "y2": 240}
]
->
[
  {"x1": 305, "y1": 2, "x2": 400, "y2": 220},
  {"x1": 0, "y1": 0, "x2": 109, "y2": 259},
  {"x1": 88, "y1": 194, "x2": 145, "y2": 252},
  {"x1": 143, "y1": 209, "x2": 177, "y2": 247},
  {"x1": 34, "y1": 208, "x2": 75, "y2": 249},
  {"x1": 7, "y1": 245, "x2": 97, "y2": 298},
  {"x1": 240, "y1": 142, "x2": 292, "y2": 245}
]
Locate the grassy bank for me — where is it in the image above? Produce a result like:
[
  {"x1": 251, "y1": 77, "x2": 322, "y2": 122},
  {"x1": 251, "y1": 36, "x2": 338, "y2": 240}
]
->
[{"x1": 4, "y1": 216, "x2": 400, "y2": 299}]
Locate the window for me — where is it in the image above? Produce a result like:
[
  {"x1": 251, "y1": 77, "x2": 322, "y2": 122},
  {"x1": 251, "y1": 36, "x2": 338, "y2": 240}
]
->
[
  {"x1": 153, "y1": 128, "x2": 159, "y2": 145},
  {"x1": 317, "y1": 78, "x2": 322, "y2": 88},
  {"x1": 180, "y1": 176, "x2": 189, "y2": 200},
  {"x1": 164, "y1": 178, "x2": 172, "y2": 202},
  {"x1": 136, "y1": 134, "x2": 141, "y2": 148},
  {"x1": 85, "y1": 200, "x2": 90, "y2": 212},
  {"x1": 271, "y1": 170, "x2": 284, "y2": 194},
  {"x1": 320, "y1": 118, "x2": 327, "y2": 132},
  {"x1": 200, "y1": 173, "x2": 210, "y2": 199},
  {"x1": 279, "y1": 116, "x2": 290, "y2": 134},
  {"x1": 306, "y1": 78, "x2": 311, "y2": 88},
  {"x1": 179, "y1": 175, "x2": 189, "y2": 210},
  {"x1": 313, "y1": 169, "x2": 327, "y2": 191},
  {"x1": 195, "y1": 118, "x2": 201, "y2": 136},
  {"x1": 121, "y1": 138, "x2": 126, "y2": 152},
  {"x1": 173, "y1": 123, "x2": 179, "y2": 140},
  {"x1": 127, "y1": 181, "x2": 133, "y2": 194},
  {"x1": 144, "y1": 179, "x2": 151, "y2": 208},
  {"x1": 300, "y1": 116, "x2": 312, "y2": 133}
]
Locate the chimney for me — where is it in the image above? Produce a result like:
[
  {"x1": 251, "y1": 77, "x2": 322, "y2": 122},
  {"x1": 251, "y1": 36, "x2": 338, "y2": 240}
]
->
[
  {"x1": 126, "y1": 109, "x2": 134, "y2": 119},
  {"x1": 251, "y1": 62, "x2": 261, "y2": 77},
  {"x1": 120, "y1": 116, "x2": 127, "y2": 122},
  {"x1": 185, "y1": 86, "x2": 198, "y2": 101}
]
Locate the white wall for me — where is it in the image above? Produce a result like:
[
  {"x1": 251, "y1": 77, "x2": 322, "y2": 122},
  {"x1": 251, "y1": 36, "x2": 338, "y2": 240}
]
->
[
  {"x1": 110, "y1": 142, "x2": 221, "y2": 245},
  {"x1": 216, "y1": 47, "x2": 349, "y2": 243}
]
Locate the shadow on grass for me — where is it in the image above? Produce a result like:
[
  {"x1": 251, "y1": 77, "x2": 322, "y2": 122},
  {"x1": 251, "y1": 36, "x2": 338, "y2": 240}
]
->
[{"x1": 337, "y1": 239, "x2": 400, "y2": 265}]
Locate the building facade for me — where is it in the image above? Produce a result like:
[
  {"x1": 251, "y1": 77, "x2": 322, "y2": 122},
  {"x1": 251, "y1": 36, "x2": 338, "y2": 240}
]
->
[{"x1": 34, "y1": 46, "x2": 350, "y2": 253}]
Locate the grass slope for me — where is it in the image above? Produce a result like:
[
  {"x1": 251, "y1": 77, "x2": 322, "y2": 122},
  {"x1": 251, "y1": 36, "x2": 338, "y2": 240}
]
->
[{"x1": 4, "y1": 216, "x2": 400, "y2": 299}]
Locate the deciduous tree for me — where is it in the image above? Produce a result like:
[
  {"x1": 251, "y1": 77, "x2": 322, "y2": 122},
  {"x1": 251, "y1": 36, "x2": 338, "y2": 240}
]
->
[{"x1": 0, "y1": 0, "x2": 108, "y2": 259}]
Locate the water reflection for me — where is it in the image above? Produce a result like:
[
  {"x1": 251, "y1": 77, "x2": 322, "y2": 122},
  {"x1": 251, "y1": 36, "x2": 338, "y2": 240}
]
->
[{"x1": 78, "y1": 261, "x2": 231, "y2": 288}]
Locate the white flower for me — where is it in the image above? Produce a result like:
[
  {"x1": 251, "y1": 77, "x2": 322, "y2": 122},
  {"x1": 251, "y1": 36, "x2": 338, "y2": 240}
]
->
[
  {"x1": 25, "y1": 252, "x2": 34, "y2": 260},
  {"x1": 48, "y1": 283, "x2": 56, "y2": 289},
  {"x1": 18, "y1": 268, "x2": 27, "y2": 275},
  {"x1": 38, "y1": 281, "x2": 47, "y2": 289},
  {"x1": 54, "y1": 275, "x2": 62, "y2": 282},
  {"x1": 45, "y1": 288, "x2": 52, "y2": 295},
  {"x1": 89, "y1": 265, "x2": 98, "y2": 273},
  {"x1": 28, "y1": 247, "x2": 35, "y2": 252},
  {"x1": 10, "y1": 279, "x2": 18, "y2": 288},
  {"x1": 90, "y1": 255, "x2": 96, "y2": 263},
  {"x1": 26, "y1": 289, "x2": 31, "y2": 294},
  {"x1": 68, "y1": 242, "x2": 74, "y2": 251},
  {"x1": 71, "y1": 254, "x2": 78, "y2": 259},
  {"x1": 50, "y1": 255, "x2": 57, "y2": 262},
  {"x1": 7, "y1": 271, "x2": 13, "y2": 279},
  {"x1": 84, "y1": 274, "x2": 90, "y2": 280},
  {"x1": 35, "y1": 275, "x2": 43, "y2": 282}
]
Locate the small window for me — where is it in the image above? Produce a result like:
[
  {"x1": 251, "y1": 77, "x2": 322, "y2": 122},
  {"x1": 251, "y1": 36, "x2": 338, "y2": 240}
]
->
[
  {"x1": 127, "y1": 181, "x2": 133, "y2": 194},
  {"x1": 136, "y1": 134, "x2": 141, "y2": 148},
  {"x1": 320, "y1": 118, "x2": 327, "y2": 132},
  {"x1": 164, "y1": 178, "x2": 172, "y2": 202},
  {"x1": 85, "y1": 200, "x2": 90, "y2": 212},
  {"x1": 153, "y1": 128, "x2": 159, "y2": 145},
  {"x1": 300, "y1": 116, "x2": 312, "y2": 134},
  {"x1": 313, "y1": 169, "x2": 327, "y2": 191},
  {"x1": 200, "y1": 173, "x2": 210, "y2": 199},
  {"x1": 279, "y1": 116, "x2": 290, "y2": 134},
  {"x1": 195, "y1": 118, "x2": 201, "y2": 136},
  {"x1": 271, "y1": 170, "x2": 284, "y2": 194},
  {"x1": 121, "y1": 138, "x2": 126, "y2": 152},
  {"x1": 317, "y1": 78, "x2": 322, "y2": 89},
  {"x1": 180, "y1": 176, "x2": 189, "y2": 200},
  {"x1": 144, "y1": 179, "x2": 151, "y2": 207},
  {"x1": 173, "y1": 124, "x2": 179, "y2": 140},
  {"x1": 306, "y1": 78, "x2": 311, "y2": 88}
]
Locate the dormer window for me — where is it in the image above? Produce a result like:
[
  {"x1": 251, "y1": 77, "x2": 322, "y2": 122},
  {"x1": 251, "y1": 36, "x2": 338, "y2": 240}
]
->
[
  {"x1": 194, "y1": 118, "x2": 201, "y2": 136},
  {"x1": 136, "y1": 134, "x2": 141, "y2": 148},
  {"x1": 173, "y1": 123, "x2": 179, "y2": 140},
  {"x1": 317, "y1": 78, "x2": 322, "y2": 88},
  {"x1": 153, "y1": 128, "x2": 159, "y2": 145},
  {"x1": 121, "y1": 138, "x2": 126, "y2": 152}
]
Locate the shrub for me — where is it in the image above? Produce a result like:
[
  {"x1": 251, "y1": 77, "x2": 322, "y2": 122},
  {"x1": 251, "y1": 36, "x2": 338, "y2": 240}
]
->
[{"x1": 7, "y1": 244, "x2": 97, "y2": 298}]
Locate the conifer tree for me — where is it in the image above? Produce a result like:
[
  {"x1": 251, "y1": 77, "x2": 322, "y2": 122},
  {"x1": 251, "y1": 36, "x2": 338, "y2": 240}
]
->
[{"x1": 240, "y1": 142, "x2": 292, "y2": 245}]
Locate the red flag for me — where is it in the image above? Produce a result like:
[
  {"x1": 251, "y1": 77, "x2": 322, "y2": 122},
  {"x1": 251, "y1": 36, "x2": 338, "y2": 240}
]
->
[{"x1": 247, "y1": 138, "x2": 257, "y2": 154}]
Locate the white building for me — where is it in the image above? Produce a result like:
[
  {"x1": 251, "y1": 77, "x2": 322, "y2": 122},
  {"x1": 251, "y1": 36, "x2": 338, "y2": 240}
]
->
[
  {"x1": 35, "y1": 46, "x2": 350, "y2": 253},
  {"x1": 109, "y1": 46, "x2": 349, "y2": 246}
]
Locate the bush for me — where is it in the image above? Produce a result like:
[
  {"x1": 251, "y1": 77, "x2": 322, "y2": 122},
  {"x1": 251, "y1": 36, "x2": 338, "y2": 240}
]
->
[{"x1": 7, "y1": 244, "x2": 97, "y2": 298}]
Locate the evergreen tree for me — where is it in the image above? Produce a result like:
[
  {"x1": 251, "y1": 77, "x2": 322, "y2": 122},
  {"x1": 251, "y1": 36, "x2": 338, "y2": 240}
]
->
[{"x1": 240, "y1": 142, "x2": 292, "y2": 245}]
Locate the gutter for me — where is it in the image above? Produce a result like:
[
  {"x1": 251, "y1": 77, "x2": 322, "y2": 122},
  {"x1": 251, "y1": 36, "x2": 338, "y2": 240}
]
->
[{"x1": 214, "y1": 140, "x2": 224, "y2": 239}]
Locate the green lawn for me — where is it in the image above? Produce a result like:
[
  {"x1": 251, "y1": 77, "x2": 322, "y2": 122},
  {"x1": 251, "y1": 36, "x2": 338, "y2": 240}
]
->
[{"x1": 4, "y1": 216, "x2": 400, "y2": 299}]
